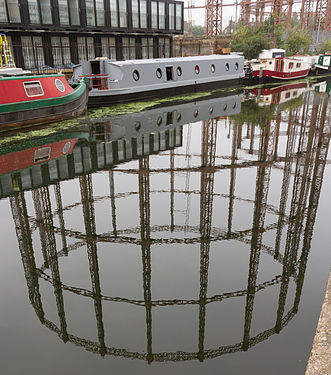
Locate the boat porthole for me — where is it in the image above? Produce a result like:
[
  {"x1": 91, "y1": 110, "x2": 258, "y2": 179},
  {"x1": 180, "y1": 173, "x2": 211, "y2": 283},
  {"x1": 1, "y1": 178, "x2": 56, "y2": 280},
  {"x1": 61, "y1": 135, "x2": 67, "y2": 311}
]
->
[
  {"x1": 233, "y1": 102, "x2": 237, "y2": 109},
  {"x1": 157, "y1": 116, "x2": 163, "y2": 126},
  {"x1": 194, "y1": 109, "x2": 199, "y2": 117},
  {"x1": 62, "y1": 142, "x2": 71, "y2": 154},
  {"x1": 235, "y1": 62, "x2": 239, "y2": 71},
  {"x1": 176, "y1": 112, "x2": 182, "y2": 122},
  {"x1": 209, "y1": 107, "x2": 214, "y2": 114},
  {"x1": 211, "y1": 64, "x2": 215, "y2": 73},
  {"x1": 224, "y1": 104, "x2": 227, "y2": 111},
  {"x1": 134, "y1": 121, "x2": 141, "y2": 131},
  {"x1": 177, "y1": 67, "x2": 182, "y2": 76},
  {"x1": 156, "y1": 68, "x2": 162, "y2": 79},
  {"x1": 195, "y1": 65, "x2": 200, "y2": 74},
  {"x1": 55, "y1": 78, "x2": 65, "y2": 92},
  {"x1": 225, "y1": 63, "x2": 229, "y2": 71},
  {"x1": 133, "y1": 70, "x2": 140, "y2": 81}
]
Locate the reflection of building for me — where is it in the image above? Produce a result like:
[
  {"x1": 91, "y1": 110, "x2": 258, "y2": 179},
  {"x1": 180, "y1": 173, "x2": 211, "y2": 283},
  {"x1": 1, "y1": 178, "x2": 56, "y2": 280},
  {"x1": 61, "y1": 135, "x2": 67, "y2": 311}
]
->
[
  {"x1": 7, "y1": 91, "x2": 331, "y2": 363},
  {"x1": 1, "y1": 0, "x2": 183, "y2": 70},
  {"x1": 0, "y1": 92, "x2": 241, "y2": 198}
]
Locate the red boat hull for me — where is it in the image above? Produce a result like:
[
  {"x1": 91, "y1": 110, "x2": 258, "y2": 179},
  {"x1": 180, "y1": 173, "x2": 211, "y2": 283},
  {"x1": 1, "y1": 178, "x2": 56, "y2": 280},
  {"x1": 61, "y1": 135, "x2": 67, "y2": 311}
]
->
[{"x1": 252, "y1": 69, "x2": 310, "y2": 80}]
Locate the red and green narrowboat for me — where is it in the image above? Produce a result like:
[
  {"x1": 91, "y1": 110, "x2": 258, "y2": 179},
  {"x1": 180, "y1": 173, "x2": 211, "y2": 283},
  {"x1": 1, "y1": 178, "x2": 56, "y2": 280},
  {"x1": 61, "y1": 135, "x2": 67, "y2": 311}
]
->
[
  {"x1": 0, "y1": 72, "x2": 88, "y2": 129},
  {"x1": 316, "y1": 52, "x2": 331, "y2": 75}
]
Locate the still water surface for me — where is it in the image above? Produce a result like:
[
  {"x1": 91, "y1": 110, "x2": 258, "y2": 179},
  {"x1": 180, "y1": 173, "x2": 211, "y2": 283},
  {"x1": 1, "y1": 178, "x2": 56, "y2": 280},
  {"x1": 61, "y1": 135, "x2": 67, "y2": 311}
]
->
[{"x1": 0, "y1": 80, "x2": 331, "y2": 374}]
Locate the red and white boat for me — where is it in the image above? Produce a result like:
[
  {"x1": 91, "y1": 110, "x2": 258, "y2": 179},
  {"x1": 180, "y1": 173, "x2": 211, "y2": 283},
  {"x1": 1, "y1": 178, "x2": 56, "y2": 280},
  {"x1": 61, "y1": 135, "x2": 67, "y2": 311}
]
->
[{"x1": 250, "y1": 49, "x2": 310, "y2": 81}]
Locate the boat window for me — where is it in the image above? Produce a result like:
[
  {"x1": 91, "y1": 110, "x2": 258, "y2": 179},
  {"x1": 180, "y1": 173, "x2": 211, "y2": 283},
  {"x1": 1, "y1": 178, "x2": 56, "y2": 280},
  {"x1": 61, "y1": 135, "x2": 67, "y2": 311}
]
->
[
  {"x1": 280, "y1": 60, "x2": 284, "y2": 71},
  {"x1": 176, "y1": 112, "x2": 181, "y2": 122},
  {"x1": 134, "y1": 121, "x2": 141, "y2": 131},
  {"x1": 233, "y1": 102, "x2": 237, "y2": 109},
  {"x1": 269, "y1": 61, "x2": 272, "y2": 65},
  {"x1": 133, "y1": 70, "x2": 140, "y2": 81},
  {"x1": 156, "y1": 68, "x2": 162, "y2": 79},
  {"x1": 23, "y1": 81, "x2": 44, "y2": 97},
  {"x1": 209, "y1": 107, "x2": 214, "y2": 114},
  {"x1": 34, "y1": 147, "x2": 51, "y2": 163},
  {"x1": 166, "y1": 66, "x2": 174, "y2": 81},
  {"x1": 235, "y1": 62, "x2": 239, "y2": 71},
  {"x1": 289, "y1": 62, "x2": 294, "y2": 69},
  {"x1": 211, "y1": 64, "x2": 215, "y2": 73},
  {"x1": 194, "y1": 110, "x2": 199, "y2": 117},
  {"x1": 177, "y1": 66, "x2": 182, "y2": 76},
  {"x1": 224, "y1": 104, "x2": 227, "y2": 111},
  {"x1": 166, "y1": 112, "x2": 173, "y2": 125},
  {"x1": 225, "y1": 63, "x2": 229, "y2": 71},
  {"x1": 276, "y1": 60, "x2": 279, "y2": 71},
  {"x1": 293, "y1": 91, "x2": 297, "y2": 96},
  {"x1": 285, "y1": 92, "x2": 290, "y2": 99},
  {"x1": 195, "y1": 65, "x2": 200, "y2": 74},
  {"x1": 157, "y1": 116, "x2": 163, "y2": 126},
  {"x1": 296, "y1": 63, "x2": 301, "y2": 68},
  {"x1": 63, "y1": 142, "x2": 71, "y2": 154}
]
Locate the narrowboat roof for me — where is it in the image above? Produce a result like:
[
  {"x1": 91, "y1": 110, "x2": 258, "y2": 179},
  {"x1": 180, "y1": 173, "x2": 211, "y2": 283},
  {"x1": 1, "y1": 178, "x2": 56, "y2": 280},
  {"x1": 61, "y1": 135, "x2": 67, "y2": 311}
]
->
[{"x1": 99, "y1": 54, "x2": 243, "y2": 67}]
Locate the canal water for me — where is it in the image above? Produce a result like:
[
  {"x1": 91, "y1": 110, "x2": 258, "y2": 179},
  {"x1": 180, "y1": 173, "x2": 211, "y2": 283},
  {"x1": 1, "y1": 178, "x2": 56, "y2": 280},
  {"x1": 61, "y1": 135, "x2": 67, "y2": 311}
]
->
[{"x1": 0, "y1": 80, "x2": 330, "y2": 375}]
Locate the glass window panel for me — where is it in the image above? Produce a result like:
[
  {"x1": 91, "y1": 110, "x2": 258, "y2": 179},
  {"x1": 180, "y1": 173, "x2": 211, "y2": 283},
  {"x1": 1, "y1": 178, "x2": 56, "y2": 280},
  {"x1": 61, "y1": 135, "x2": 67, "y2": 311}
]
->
[
  {"x1": 119, "y1": 1, "x2": 127, "y2": 28},
  {"x1": 28, "y1": 0, "x2": 40, "y2": 24},
  {"x1": 33, "y1": 36, "x2": 45, "y2": 67},
  {"x1": 141, "y1": 37, "x2": 148, "y2": 59},
  {"x1": 40, "y1": 0, "x2": 52, "y2": 24},
  {"x1": 7, "y1": 0, "x2": 21, "y2": 23},
  {"x1": 61, "y1": 36, "x2": 71, "y2": 65},
  {"x1": 122, "y1": 37, "x2": 129, "y2": 60},
  {"x1": 110, "y1": 0, "x2": 118, "y2": 27},
  {"x1": 151, "y1": 1, "x2": 157, "y2": 29},
  {"x1": 158, "y1": 37, "x2": 165, "y2": 58},
  {"x1": 96, "y1": 0, "x2": 104, "y2": 26},
  {"x1": 176, "y1": 3, "x2": 182, "y2": 31},
  {"x1": 132, "y1": 0, "x2": 139, "y2": 28},
  {"x1": 130, "y1": 37, "x2": 135, "y2": 59},
  {"x1": 169, "y1": 3, "x2": 175, "y2": 30},
  {"x1": 0, "y1": 0, "x2": 8, "y2": 22},
  {"x1": 159, "y1": 2, "x2": 165, "y2": 29},
  {"x1": 58, "y1": 0, "x2": 70, "y2": 25},
  {"x1": 51, "y1": 36, "x2": 62, "y2": 67},
  {"x1": 21, "y1": 36, "x2": 34, "y2": 69},
  {"x1": 86, "y1": 0, "x2": 96, "y2": 26},
  {"x1": 77, "y1": 36, "x2": 87, "y2": 62},
  {"x1": 165, "y1": 38, "x2": 170, "y2": 58},
  {"x1": 148, "y1": 37, "x2": 153, "y2": 58},
  {"x1": 101, "y1": 37, "x2": 116, "y2": 59},
  {"x1": 87, "y1": 37, "x2": 95, "y2": 59},
  {"x1": 140, "y1": 0, "x2": 147, "y2": 28},
  {"x1": 69, "y1": 0, "x2": 80, "y2": 25}
]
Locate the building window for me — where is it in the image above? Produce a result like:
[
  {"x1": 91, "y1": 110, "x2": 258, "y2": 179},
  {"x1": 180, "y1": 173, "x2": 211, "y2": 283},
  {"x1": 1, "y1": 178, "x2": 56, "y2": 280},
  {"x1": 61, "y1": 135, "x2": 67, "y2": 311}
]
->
[
  {"x1": 142, "y1": 37, "x2": 153, "y2": 59},
  {"x1": 101, "y1": 37, "x2": 116, "y2": 60},
  {"x1": 7, "y1": 0, "x2": 21, "y2": 23},
  {"x1": 51, "y1": 36, "x2": 71, "y2": 67},
  {"x1": 151, "y1": 1, "x2": 157, "y2": 29},
  {"x1": 28, "y1": 0, "x2": 40, "y2": 24},
  {"x1": 40, "y1": 0, "x2": 52, "y2": 24},
  {"x1": 169, "y1": 3, "x2": 175, "y2": 30},
  {"x1": 122, "y1": 37, "x2": 135, "y2": 60},
  {"x1": 96, "y1": 0, "x2": 105, "y2": 26},
  {"x1": 58, "y1": 0, "x2": 70, "y2": 25},
  {"x1": 110, "y1": 0, "x2": 118, "y2": 27},
  {"x1": 159, "y1": 2, "x2": 165, "y2": 29},
  {"x1": 86, "y1": 0, "x2": 96, "y2": 26},
  {"x1": 21, "y1": 36, "x2": 45, "y2": 69},
  {"x1": 77, "y1": 37, "x2": 95, "y2": 62},
  {"x1": 140, "y1": 0, "x2": 147, "y2": 28},
  {"x1": 119, "y1": 1, "x2": 127, "y2": 28},
  {"x1": 175, "y1": 3, "x2": 182, "y2": 31},
  {"x1": 132, "y1": 0, "x2": 139, "y2": 28},
  {"x1": 0, "y1": 0, "x2": 8, "y2": 22},
  {"x1": 68, "y1": 0, "x2": 80, "y2": 25},
  {"x1": 158, "y1": 37, "x2": 170, "y2": 58}
]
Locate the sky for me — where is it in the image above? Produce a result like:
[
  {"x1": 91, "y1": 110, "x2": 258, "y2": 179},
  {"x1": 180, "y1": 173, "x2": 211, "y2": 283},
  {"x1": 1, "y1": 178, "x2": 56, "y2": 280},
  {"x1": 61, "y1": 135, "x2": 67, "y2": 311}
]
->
[{"x1": 183, "y1": 0, "x2": 239, "y2": 28}]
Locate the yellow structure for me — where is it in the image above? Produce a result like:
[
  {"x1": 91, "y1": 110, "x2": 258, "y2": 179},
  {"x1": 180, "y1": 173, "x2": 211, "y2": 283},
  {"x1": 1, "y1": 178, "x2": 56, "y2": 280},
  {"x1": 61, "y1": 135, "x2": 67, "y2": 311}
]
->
[{"x1": 0, "y1": 33, "x2": 16, "y2": 68}]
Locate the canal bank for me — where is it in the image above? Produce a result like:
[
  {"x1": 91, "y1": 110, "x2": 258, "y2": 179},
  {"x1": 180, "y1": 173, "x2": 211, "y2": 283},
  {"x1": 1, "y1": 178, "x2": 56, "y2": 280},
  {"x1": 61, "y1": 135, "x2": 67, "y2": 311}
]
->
[{"x1": 306, "y1": 269, "x2": 331, "y2": 375}]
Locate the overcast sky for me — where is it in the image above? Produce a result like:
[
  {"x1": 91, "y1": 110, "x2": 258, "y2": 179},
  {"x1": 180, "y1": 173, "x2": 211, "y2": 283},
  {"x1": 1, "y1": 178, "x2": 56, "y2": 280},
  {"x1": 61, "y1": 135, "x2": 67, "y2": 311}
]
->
[{"x1": 183, "y1": 0, "x2": 239, "y2": 28}]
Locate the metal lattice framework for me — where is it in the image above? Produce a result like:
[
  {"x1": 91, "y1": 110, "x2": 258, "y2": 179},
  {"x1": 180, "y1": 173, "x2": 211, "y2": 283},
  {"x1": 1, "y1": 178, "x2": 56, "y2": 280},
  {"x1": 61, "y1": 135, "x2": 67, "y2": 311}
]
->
[{"x1": 9, "y1": 91, "x2": 331, "y2": 363}]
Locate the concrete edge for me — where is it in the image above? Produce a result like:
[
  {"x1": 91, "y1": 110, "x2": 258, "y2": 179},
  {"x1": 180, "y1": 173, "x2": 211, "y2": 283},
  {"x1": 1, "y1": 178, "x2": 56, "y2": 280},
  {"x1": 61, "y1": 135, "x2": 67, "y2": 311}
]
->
[{"x1": 305, "y1": 268, "x2": 331, "y2": 375}]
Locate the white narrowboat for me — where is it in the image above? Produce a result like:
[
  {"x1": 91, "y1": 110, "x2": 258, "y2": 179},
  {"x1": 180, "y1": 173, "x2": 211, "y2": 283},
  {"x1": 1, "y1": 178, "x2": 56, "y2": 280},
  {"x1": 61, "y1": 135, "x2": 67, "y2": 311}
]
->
[{"x1": 72, "y1": 55, "x2": 244, "y2": 107}]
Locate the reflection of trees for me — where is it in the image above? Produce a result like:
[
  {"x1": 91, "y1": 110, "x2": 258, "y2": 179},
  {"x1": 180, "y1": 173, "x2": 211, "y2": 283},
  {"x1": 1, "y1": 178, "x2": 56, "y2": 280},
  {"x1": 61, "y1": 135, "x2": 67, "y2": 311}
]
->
[{"x1": 9, "y1": 92, "x2": 331, "y2": 363}]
